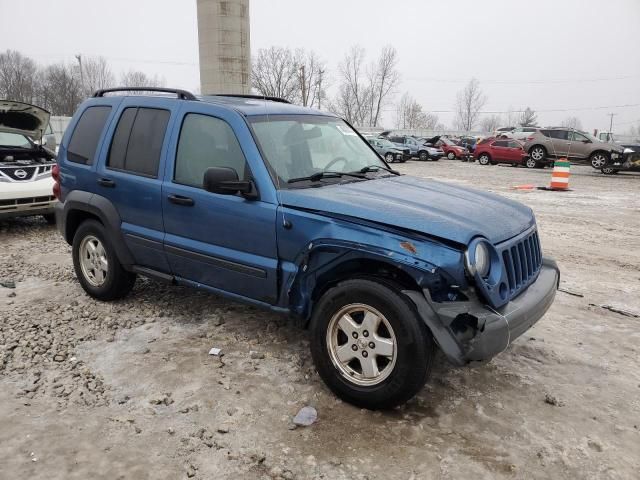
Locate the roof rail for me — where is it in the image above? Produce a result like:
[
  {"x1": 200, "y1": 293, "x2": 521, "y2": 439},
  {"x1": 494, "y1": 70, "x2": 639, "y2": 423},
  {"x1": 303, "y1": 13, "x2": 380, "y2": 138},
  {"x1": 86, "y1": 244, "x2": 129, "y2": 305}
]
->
[
  {"x1": 93, "y1": 87, "x2": 197, "y2": 101},
  {"x1": 213, "y1": 94, "x2": 291, "y2": 104}
]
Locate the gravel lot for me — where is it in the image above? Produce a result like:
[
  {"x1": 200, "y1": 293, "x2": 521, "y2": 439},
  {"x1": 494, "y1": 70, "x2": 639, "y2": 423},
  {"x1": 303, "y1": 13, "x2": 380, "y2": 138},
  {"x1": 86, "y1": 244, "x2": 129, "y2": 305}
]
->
[{"x1": 1, "y1": 161, "x2": 639, "y2": 479}]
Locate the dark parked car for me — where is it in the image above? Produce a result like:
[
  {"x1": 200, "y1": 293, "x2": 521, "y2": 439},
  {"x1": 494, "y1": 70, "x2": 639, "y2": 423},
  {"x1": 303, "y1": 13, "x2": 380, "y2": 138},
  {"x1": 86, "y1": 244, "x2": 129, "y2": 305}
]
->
[
  {"x1": 54, "y1": 87, "x2": 559, "y2": 410},
  {"x1": 367, "y1": 137, "x2": 409, "y2": 163},
  {"x1": 474, "y1": 139, "x2": 542, "y2": 168},
  {"x1": 601, "y1": 147, "x2": 640, "y2": 175}
]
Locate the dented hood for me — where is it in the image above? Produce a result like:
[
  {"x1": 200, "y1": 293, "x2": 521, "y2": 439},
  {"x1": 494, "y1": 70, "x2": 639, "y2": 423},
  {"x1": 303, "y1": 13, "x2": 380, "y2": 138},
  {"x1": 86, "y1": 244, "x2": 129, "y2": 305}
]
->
[
  {"x1": 280, "y1": 175, "x2": 535, "y2": 245},
  {"x1": 0, "y1": 100, "x2": 51, "y2": 140}
]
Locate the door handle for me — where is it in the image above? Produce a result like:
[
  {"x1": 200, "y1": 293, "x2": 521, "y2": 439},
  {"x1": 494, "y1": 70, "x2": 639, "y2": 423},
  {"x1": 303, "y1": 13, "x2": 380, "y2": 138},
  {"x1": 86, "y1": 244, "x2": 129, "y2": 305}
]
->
[
  {"x1": 168, "y1": 194, "x2": 195, "y2": 207},
  {"x1": 97, "y1": 178, "x2": 116, "y2": 188}
]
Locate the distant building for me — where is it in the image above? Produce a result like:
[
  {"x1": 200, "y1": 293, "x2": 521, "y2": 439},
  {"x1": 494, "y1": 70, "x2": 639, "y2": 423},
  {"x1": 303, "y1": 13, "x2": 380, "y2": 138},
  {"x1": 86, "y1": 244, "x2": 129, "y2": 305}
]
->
[{"x1": 196, "y1": 0, "x2": 250, "y2": 95}]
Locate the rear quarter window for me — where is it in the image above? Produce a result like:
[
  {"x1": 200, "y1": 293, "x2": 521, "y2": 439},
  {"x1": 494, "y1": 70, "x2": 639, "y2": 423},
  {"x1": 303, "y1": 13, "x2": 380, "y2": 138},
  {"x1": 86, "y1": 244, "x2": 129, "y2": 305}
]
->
[
  {"x1": 107, "y1": 107, "x2": 170, "y2": 177},
  {"x1": 67, "y1": 106, "x2": 112, "y2": 165}
]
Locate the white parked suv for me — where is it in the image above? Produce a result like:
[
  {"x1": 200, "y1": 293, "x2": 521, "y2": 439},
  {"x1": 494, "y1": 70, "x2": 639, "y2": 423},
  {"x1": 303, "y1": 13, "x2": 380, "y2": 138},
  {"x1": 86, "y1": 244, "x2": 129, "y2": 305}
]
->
[
  {"x1": 505, "y1": 126, "x2": 540, "y2": 141},
  {"x1": 0, "y1": 100, "x2": 57, "y2": 223}
]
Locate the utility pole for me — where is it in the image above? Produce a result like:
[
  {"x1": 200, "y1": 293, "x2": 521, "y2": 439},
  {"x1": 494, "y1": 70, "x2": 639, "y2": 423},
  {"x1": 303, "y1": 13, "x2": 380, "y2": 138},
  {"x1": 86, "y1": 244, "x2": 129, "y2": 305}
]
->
[
  {"x1": 75, "y1": 54, "x2": 84, "y2": 87},
  {"x1": 299, "y1": 65, "x2": 307, "y2": 107},
  {"x1": 608, "y1": 112, "x2": 617, "y2": 134},
  {"x1": 317, "y1": 69, "x2": 324, "y2": 110}
]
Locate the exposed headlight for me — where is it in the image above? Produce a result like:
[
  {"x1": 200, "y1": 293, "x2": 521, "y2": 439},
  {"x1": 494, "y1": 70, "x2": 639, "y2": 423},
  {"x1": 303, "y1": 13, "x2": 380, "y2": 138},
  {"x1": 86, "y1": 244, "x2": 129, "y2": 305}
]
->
[
  {"x1": 623, "y1": 148, "x2": 633, "y2": 154},
  {"x1": 466, "y1": 241, "x2": 491, "y2": 278}
]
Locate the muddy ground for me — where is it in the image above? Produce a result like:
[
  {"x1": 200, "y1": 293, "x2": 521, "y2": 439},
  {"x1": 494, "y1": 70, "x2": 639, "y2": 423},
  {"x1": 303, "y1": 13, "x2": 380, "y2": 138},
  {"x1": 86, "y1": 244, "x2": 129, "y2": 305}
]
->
[{"x1": 1, "y1": 161, "x2": 639, "y2": 479}]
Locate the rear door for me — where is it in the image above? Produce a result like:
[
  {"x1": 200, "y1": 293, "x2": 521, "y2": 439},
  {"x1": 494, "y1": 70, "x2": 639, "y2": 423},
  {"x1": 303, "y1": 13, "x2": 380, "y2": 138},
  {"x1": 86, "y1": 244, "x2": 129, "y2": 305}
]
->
[
  {"x1": 95, "y1": 97, "x2": 178, "y2": 272},
  {"x1": 546, "y1": 129, "x2": 569, "y2": 157},
  {"x1": 161, "y1": 104, "x2": 279, "y2": 304}
]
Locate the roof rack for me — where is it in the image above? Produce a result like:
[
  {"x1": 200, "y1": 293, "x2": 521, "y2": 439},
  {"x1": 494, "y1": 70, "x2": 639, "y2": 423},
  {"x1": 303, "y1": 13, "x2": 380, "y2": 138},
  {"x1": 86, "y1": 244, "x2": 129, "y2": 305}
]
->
[
  {"x1": 93, "y1": 87, "x2": 197, "y2": 101},
  {"x1": 213, "y1": 94, "x2": 291, "y2": 104}
]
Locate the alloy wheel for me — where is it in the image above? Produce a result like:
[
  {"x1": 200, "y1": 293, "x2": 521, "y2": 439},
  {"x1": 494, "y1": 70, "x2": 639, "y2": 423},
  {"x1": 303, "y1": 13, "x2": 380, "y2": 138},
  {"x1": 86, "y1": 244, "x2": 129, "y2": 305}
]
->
[
  {"x1": 326, "y1": 304, "x2": 397, "y2": 387},
  {"x1": 530, "y1": 147, "x2": 545, "y2": 161},
  {"x1": 79, "y1": 235, "x2": 109, "y2": 287},
  {"x1": 591, "y1": 154, "x2": 607, "y2": 169}
]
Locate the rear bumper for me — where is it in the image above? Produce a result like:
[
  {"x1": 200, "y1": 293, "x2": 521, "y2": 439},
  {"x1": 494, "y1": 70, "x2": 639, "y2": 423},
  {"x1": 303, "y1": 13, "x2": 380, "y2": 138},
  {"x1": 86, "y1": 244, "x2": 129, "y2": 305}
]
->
[{"x1": 405, "y1": 257, "x2": 559, "y2": 366}]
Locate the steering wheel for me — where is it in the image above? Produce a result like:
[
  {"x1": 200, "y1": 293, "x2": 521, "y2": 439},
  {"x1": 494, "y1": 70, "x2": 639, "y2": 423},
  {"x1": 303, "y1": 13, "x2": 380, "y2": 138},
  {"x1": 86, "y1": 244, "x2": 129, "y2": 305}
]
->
[{"x1": 323, "y1": 156, "x2": 348, "y2": 172}]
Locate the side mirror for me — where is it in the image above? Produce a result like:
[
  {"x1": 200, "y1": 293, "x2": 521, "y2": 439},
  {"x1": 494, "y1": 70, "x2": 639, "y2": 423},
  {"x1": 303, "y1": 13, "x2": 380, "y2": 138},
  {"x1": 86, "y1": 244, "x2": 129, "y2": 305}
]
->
[{"x1": 203, "y1": 167, "x2": 256, "y2": 199}]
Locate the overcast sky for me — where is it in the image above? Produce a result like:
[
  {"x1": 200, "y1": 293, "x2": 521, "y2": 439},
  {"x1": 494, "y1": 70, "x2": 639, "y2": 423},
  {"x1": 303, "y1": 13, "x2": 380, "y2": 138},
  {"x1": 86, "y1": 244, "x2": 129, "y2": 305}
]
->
[{"x1": 1, "y1": 0, "x2": 639, "y2": 132}]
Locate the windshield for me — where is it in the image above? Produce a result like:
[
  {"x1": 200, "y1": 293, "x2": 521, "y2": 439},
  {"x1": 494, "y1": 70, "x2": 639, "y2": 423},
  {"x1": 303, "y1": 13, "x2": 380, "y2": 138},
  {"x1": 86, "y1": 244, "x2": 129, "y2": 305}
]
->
[
  {"x1": 0, "y1": 132, "x2": 31, "y2": 148},
  {"x1": 250, "y1": 115, "x2": 387, "y2": 187}
]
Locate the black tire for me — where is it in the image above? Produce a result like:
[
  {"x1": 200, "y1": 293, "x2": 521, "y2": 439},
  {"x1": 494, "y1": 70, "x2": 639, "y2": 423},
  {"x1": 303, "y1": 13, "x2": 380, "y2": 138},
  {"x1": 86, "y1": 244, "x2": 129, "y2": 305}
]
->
[
  {"x1": 385, "y1": 153, "x2": 395, "y2": 163},
  {"x1": 529, "y1": 146, "x2": 547, "y2": 164},
  {"x1": 525, "y1": 157, "x2": 538, "y2": 169},
  {"x1": 42, "y1": 213, "x2": 56, "y2": 225},
  {"x1": 418, "y1": 151, "x2": 429, "y2": 161},
  {"x1": 72, "y1": 219, "x2": 136, "y2": 301},
  {"x1": 447, "y1": 151, "x2": 456, "y2": 160},
  {"x1": 309, "y1": 278, "x2": 435, "y2": 410},
  {"x1": 601, "y1": 166, "x2": 618, "y2": 175},
  {"x1": 478, "y1": 154, "x2": 491, "y2": 165}
]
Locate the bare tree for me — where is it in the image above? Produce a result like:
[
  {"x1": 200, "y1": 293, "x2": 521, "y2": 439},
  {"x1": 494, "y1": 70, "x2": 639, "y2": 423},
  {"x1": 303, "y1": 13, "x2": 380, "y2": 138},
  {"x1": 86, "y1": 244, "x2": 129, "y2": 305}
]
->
[
  {"x1": 519, "y1": 107, "x2": 538, "y2": 126},
  {"x1": 38, "y1": 63, "x2": 83, "y2": 116},
  {"x1": 81, "y1": 56, "x2": 115, "y2": 95},
  {"x1": 251, "y1": 47, "x2": 300, "y2": 102},
  {"x1": 395, "y1": 93, "x2": 438, "y2": 130},
  {"x1": 332, "y1": 46, "x2": 371, "y2": 126},
  {"x1": 454, "y1": 78, "x2": 486, "y2": 131},
  {"x1": 120, "y1": 70, "x2": 165, "y2": 88},
  {"x1": 295, "y1": 50, "x2": 327, "y2": 108},
  {"x1": 480, "y1": 114, "x2": 502, "y2": 133},
  {"x1": 560, "y1": 116, "x2": 583, "y2": 130},
  {"x1": 0, "y1": 50, "x2": 39, "y2": 103},
  {"x1": 367, "y1": 46, "x2": 400, "y2": 127}
]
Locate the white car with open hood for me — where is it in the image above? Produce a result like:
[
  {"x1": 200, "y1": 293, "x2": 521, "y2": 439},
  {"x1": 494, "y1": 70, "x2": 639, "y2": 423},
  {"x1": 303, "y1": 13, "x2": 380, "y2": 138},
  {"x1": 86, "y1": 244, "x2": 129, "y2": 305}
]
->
[{"x1": 0, "y1": 100, "x2": 57, "y2": 223}]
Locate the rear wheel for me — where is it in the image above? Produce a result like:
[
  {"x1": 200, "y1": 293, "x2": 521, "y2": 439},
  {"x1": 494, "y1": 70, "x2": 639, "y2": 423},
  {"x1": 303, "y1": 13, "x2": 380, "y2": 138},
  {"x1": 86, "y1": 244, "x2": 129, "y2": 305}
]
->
[
  {"x1": 42, "y1": 213, "x2": 56, "y2": 225},
  {"x1": 590, "y1": 152, "x2": 609, "y2": 169},
  {"x1": 310, "y1": 279, "x2": 435, "y2": 410},
  {"x1": 72, "y1": 220, "x2": 136, "y2": 301},
  {"x1": 385, "y1": 153, "x2": 395, "y2": 163},
  {"x1": 478, "y1": 154, "x2": 491, "y2": 165}
]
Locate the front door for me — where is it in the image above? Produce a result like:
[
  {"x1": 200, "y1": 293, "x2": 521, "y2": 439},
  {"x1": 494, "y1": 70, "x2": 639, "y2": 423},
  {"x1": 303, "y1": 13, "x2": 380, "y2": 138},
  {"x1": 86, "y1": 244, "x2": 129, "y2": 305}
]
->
[
  {"x1": 161, "y1": 107, "x2": 279, "y2": 304},
  {"x1": 567, "y1": 131, "x2": 591, "y2": 159}
]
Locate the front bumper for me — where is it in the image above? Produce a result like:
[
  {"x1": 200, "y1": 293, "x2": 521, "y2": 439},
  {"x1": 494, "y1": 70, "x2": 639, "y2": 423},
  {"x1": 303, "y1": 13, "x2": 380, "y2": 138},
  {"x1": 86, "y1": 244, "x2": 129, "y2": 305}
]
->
[
  {"x1": 0, "y1": 178, "x2": 57, "y2": 219},
  {"x1": 405, "y1": 257, "x2": 559, "y2": 366}
]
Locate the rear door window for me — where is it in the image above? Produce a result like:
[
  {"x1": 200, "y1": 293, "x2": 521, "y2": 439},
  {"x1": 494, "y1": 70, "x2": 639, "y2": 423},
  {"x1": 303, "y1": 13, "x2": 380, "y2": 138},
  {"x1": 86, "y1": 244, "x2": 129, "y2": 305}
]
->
[
  {"x1": 547, "y1": 130, "x2": 569, "y2": 140},
  {"x1": 107, "y1": 107, "x2": 170, "y2": 177},
  {"x1": 67, "y1": 106, "x2": 112, "y2": 165}
]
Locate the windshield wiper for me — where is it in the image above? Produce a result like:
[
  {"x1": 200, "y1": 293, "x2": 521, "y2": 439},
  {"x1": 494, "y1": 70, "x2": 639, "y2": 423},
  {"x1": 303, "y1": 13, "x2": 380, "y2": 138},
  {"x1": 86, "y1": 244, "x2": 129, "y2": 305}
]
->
[
  {"x1": 356, "y1": 165, "x2": 400, "y2": 175},
  {"x1": 288, "y1": 171, "x2": 367, "y2": 184}
]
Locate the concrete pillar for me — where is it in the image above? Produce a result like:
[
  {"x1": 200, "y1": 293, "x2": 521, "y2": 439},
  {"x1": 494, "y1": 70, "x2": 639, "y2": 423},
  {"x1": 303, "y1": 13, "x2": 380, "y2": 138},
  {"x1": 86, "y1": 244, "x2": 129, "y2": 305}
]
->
[{"x1": 196, "y1": 0, "x2": 251, "y2": 95}]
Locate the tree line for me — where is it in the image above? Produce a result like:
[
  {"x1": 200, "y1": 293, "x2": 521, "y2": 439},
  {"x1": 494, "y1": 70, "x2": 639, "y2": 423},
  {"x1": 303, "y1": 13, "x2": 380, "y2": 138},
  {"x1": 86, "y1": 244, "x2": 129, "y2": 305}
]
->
[
  {"x1": 0, "y1": 48, "x2": 598, "y2": 134},
  {"x1": 0, "y1": 50, "x2": 164, "y2": 116}
]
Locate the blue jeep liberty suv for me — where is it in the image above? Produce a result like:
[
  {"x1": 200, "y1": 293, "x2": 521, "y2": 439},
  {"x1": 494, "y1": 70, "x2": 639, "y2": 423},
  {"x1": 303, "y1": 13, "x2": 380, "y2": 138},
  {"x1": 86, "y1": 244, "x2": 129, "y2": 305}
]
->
[{"x1": 54, "y1": 87, "x2": 559, "y2": 409}]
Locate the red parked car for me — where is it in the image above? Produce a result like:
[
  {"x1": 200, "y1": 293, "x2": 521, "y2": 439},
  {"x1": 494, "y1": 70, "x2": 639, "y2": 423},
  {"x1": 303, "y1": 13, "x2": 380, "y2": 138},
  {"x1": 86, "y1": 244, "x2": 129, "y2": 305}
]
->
[
  {"x1": 474, "y1": 138, "x2": 541, "y2": 168},
  {"x1": 425, "y1": 136, "x2": 470, "y2": 160}
]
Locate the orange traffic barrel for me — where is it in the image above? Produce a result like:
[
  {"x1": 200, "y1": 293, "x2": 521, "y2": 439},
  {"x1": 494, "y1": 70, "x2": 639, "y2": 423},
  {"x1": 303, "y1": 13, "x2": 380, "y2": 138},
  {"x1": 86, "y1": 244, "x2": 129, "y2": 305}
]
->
[{"x1": 549, "y1": 159, "x2": 570, "y2": 190}]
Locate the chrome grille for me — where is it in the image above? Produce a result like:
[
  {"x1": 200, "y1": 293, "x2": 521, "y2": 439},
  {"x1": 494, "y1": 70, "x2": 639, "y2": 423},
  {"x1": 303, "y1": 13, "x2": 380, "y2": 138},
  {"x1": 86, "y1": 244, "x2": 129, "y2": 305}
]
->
[{"x1": 501, "y1": 230, "x2": 542, "y2": 297}]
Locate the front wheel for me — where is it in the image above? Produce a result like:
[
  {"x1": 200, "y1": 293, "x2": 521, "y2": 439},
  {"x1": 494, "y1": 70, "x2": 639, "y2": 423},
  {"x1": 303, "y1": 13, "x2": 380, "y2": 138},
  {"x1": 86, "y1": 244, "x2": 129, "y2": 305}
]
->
[
  {"x1": 42, "y1": 213, "x2": 56, "y2": 225},
  {"x1": 72, "y1": 220, "x2": 136, "y2": 301},
  {"x1": 385, "y1": 153, "x2": 395, "y2": 163},
  {"x1": 447, "y1": 152, "x2": 456, "y2": 160},
  {"x1": 310, "y1": 279, "x2": 435, "y2": 410},
  {"x1": 478, "y1": 154, "x2": 491, "y2": 165},
  {"x1": 590, "y1": 152, "x2": 609, "y2": 169},
  {"x1": 418, "y1": 151, "x2": 429, "y2": 161},
  {"x1": 601, "y1": 166, "x2": 618, "y2": 175},
  {"x1": 525, "y1": 157, "x2": 538, "y2": 169}
]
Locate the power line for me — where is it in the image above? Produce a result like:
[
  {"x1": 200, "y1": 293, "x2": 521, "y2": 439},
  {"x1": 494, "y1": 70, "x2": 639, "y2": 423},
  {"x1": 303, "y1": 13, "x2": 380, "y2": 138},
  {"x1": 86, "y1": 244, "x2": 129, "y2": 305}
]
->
[
  {"x1": 380, "y1": 103, "x2": 640, "y2": 114},
  {"x1": 405, "y1": 74, "x2": 640, "y2": 85}
]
